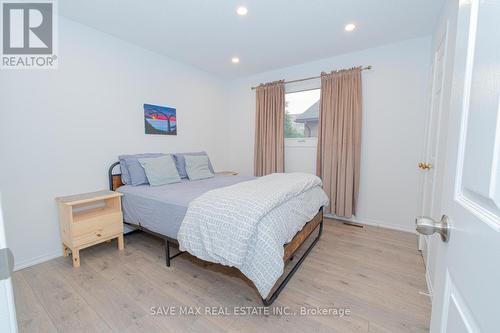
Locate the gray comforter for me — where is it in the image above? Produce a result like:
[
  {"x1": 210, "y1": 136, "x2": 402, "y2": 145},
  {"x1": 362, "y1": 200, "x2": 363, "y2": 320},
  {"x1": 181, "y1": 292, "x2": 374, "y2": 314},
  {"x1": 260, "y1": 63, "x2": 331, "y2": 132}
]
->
[{"x1": 177, "y1": 173, "x2": 329, "y2": 298}]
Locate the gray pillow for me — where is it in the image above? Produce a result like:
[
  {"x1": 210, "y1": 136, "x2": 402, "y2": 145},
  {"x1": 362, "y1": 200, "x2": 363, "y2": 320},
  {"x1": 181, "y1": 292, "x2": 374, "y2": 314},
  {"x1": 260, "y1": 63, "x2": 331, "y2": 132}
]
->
[
  {"x1": 173, "y1": 152, "x2": 214, "y2": 179},
  {"x1": 184, "y1": 155, "x2": 214, "y2": 180},
  {"x1": 138, "y1": 155, "x2": 181, "y2": 186},
  {"x1": 118, "y1": 153, "x2": 163, "y2": 185},
  {"x1": 124, "y1": 153, "x2": 166, "y2": 186}
]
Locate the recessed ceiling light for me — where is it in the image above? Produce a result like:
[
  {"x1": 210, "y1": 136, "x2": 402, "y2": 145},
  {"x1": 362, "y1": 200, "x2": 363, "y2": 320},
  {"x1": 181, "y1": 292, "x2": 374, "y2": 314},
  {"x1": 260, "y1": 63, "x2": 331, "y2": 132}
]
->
[
  {"x1": 236, "y1": 6, "x2": 248, "y2": 16},
  {"x1": 345, "y1": 23, "x2": 356, "y2": 32},
  {"x1": 231, "y1": 57, "x2": 240, "y2": 64}
]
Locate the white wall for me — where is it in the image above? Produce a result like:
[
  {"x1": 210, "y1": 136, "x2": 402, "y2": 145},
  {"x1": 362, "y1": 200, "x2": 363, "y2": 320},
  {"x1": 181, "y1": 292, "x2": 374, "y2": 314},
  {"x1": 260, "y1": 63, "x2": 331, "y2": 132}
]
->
[
  {"x1": 223, "y1": 37, "x2": 432, "y2": 232},
  {"x1": 0, "y1": 18, "x2": 228, "y2": 269}
]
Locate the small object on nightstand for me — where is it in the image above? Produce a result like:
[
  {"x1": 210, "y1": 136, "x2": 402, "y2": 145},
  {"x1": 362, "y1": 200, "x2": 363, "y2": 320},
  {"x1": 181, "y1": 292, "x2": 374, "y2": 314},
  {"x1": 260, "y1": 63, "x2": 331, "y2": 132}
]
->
[
  {"x1": 216, "y1": 171, "x2": 239, "y2": 176},
  {"x1": 56, "y1": 190, "x2": 124, "y2": 267}
]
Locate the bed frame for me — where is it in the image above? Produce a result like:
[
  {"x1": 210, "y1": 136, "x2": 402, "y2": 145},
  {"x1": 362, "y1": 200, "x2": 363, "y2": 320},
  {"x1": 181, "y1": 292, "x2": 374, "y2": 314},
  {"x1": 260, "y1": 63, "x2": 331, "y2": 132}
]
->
[{"x1": 108, "y1": 161, "x2": 323, "y2": 306}]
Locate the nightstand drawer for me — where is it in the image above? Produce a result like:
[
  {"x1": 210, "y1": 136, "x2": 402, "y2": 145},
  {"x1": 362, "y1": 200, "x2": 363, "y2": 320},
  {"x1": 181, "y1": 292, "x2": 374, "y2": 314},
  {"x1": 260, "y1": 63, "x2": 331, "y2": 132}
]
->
[{"x1": 71, "y1": 211, "x2": 123, "y2": 247}]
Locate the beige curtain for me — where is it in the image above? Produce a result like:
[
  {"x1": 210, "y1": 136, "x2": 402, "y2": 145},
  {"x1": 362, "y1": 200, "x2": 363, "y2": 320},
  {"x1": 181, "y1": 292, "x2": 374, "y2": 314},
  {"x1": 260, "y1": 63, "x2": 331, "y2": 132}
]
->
[
  {"x1": 254, "y1": 81, "x2": 285, "y2": 176},
  {"x1": 316, "y1": 67, "x2": 362, "y2": 218}
]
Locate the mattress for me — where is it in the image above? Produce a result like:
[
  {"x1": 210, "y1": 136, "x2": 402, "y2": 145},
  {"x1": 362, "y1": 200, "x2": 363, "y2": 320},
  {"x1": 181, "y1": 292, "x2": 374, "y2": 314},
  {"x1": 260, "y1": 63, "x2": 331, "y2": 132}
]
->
[{"x1": 117, "y1": 174, "x2": 254, "y2": 238}]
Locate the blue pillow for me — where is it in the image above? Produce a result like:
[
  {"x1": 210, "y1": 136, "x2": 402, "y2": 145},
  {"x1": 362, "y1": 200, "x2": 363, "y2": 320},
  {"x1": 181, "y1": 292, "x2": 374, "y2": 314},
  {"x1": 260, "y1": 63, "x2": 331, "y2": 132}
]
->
[
  {"x1": 121, "y1": 153, "x2": 165, "y2": 186},
  {"x1": 118, "y1": 159, "x2": 131, "y2": 185},
  {"x1": 173, "y1": 152, "x2": 214, "y2": 179},
  {"x1": 119, "y1": 153, "x2": 164, "y2": 185},
  {"x1": 118, "y1": 157, "x2": 132, "y2": 184},
  {"x1": 138, "y1": 155, "x2": 181, "y2": 186}
]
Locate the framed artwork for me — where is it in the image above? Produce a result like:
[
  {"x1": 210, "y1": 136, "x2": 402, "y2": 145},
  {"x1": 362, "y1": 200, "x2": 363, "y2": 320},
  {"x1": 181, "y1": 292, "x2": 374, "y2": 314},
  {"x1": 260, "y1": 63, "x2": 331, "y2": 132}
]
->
[{"x1": 144, "y1": 103, "x2": 177, "y2": 135}]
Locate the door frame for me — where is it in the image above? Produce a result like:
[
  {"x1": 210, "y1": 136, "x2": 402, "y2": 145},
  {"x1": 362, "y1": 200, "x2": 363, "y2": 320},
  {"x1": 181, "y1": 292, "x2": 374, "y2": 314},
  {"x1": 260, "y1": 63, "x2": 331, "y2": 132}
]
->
[
  {"x1": 418, "y1": 20, "x2": 450, "y2": 280},
  {"x1": 0, "y1": 194, "x2": 18, "y2": 333}
]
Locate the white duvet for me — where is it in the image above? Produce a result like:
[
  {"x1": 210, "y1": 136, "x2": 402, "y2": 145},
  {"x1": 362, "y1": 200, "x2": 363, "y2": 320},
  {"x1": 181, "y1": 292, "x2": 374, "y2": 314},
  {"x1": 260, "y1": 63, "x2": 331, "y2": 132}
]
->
[{"x1": 177, "y1": 173, "x2": 329, "y2": 298}]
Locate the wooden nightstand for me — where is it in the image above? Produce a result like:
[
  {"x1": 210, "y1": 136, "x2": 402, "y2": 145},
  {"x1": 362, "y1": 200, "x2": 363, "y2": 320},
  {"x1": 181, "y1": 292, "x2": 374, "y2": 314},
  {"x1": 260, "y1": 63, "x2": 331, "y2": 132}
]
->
[
  {"x1": 56, "y1": 190, "x2": 124, "y2": 267},
  {"x1": 216, "y1": 171, "x2": 239, "y2": 176}
]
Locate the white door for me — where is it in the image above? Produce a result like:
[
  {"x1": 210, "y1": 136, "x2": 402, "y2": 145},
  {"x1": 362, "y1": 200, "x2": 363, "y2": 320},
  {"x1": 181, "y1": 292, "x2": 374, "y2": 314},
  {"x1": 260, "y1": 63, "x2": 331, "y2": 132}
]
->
[
  {"x1": 425, "y1": 0, "x2": 500, "y2": 331},
  {"x1": 421, "y1": 27, "x2": 448, "y2": 219},
  {"x1": 0, "y1": 194, "x2": 17, "y2": 333},
  {"x1": 419, "y1": 25, "x2": 449, "y2": 269}
]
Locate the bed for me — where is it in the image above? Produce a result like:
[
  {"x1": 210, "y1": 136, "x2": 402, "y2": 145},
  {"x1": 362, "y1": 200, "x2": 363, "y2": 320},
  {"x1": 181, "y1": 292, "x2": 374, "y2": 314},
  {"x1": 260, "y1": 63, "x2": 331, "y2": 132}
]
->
[
  {"x1": 117, "y1": 174, "x2": 254, "y2": 239},
  {"x1": 108, "y1": 161, "x2": 326, "y2": 306}
]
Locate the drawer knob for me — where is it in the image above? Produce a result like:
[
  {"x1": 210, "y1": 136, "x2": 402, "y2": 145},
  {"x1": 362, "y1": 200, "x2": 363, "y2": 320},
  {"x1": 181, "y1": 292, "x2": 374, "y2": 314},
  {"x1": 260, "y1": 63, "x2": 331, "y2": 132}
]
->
[{"x1": 96, "y1": 233, "x2": 102, "y2": 237}]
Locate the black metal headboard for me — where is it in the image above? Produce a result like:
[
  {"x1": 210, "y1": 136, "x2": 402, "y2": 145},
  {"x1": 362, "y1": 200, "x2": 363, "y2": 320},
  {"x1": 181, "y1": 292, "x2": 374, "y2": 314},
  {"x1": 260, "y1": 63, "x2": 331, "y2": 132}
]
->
[{"x1": 108, "y1": 161, "x2": 121, "y2": 190}]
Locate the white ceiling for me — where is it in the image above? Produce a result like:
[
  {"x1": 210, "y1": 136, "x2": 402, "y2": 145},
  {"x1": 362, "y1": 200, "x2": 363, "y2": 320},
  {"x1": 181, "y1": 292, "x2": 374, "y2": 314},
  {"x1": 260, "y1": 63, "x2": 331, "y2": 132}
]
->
[{"x1": 59, "y1": 0, "x2": 444, "y2": 78}]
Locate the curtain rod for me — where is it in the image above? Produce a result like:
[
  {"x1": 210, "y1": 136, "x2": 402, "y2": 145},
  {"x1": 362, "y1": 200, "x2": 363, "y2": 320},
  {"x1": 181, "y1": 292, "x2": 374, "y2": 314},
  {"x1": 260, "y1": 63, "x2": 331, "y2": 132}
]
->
[{"x1": 250, "y1": 65, "x2": 372, "y2": 90}]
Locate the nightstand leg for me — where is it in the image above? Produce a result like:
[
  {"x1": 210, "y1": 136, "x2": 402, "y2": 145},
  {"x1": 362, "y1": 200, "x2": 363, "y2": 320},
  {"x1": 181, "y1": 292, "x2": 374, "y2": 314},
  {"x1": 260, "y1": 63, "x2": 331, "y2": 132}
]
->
[
  {"x1": 117, "y1": 234, "x2": 124, "y2": 251},
  {"x1": 72, "y1": 248, "x2": 80, "y2": 268},
  {"x1": 62, "y1": 244, "x2": 69, "y2": 256}
]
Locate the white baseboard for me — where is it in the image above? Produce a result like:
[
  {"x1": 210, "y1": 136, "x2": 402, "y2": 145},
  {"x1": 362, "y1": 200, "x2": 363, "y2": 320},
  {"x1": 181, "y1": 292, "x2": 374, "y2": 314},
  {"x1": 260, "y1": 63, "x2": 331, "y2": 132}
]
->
[
  {"x1": 325, "y1": 213, "x2": 417, "y2": 234},
  {"x1": 418, "y1": 234, "x2": 425, "y2": 251},
  {"x1": 425, "y1": 268, "x2": 434, "y2": 299},
  {"x1": 419, "y1": 236, "x2": 433, "y2": 299},
  {"x1": 13, "y1": 250, "x2": 61, "y2": 271}
]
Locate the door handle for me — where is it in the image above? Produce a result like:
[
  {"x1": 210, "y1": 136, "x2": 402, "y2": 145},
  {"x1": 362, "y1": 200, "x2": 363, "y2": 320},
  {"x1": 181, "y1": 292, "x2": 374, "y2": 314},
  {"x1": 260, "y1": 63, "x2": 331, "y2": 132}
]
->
[
  {"x1": 418, "y1": 162, "x2": 433, "y2": 170},
  {"x1": 415, "y1": 215, "x2": 450, "y2": 242}
]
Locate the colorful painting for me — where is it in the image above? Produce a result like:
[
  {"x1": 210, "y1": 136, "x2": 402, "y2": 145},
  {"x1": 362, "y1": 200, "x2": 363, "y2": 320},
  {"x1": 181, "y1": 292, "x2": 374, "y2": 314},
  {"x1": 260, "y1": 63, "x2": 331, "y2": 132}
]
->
[{"x1": 144, "y1": 104, "x2": 177, "y2": 135}]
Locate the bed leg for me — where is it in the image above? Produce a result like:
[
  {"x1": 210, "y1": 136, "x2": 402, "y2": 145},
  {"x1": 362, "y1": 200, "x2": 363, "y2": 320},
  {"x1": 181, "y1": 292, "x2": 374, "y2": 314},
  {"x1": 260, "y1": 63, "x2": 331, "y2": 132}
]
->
[
  {"x1": 165, "y1": 240, "x2": 171, "y2": 267},
  {"x1": 261, "y1": 219, "x2": 323, "y2": 306}
]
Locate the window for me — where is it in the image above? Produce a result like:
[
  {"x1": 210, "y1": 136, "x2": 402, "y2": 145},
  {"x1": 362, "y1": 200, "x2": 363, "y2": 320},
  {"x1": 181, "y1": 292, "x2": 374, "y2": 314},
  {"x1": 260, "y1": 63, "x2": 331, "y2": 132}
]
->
[{"x1": 284, "y1": 89, "x2": 320, "y2": 138}]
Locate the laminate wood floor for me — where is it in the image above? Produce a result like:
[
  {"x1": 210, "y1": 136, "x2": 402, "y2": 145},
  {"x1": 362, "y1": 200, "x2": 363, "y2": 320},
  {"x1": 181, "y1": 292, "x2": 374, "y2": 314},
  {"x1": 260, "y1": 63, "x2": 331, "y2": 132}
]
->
[{"x1": 12, "y1": 219, "x2": 431, "y2": 333}]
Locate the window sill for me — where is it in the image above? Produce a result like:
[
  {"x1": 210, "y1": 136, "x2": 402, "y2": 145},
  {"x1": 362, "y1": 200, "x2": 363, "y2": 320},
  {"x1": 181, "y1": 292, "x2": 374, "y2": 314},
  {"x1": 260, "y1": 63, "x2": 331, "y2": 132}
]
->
[{"x1": 285, "y1": 137, "x2": 317, "y2": 148}]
